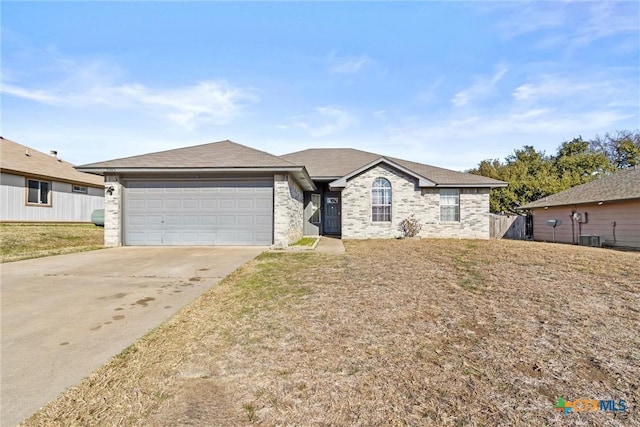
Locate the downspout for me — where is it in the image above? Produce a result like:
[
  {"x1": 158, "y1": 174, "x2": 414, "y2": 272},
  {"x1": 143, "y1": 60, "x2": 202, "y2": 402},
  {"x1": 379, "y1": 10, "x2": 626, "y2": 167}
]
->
[
  {"x1": 612, "y1": 221, "x2": 617, "y2": 245},
  {"x1": 570, "y1": 208, "x2": 576, "y2": 244}
]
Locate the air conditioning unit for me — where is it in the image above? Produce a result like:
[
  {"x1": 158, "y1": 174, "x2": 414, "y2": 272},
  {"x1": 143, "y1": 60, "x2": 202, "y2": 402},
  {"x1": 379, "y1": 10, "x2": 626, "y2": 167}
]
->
[{"x1": 579, "y1": 235, "x2": 601, "y2": 247}]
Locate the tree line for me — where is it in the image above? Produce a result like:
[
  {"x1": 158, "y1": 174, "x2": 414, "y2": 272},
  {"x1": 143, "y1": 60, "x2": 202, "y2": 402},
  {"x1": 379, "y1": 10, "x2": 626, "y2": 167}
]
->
[{"x1": 468, "y1": 130, "x2": 640, "y2": 213}]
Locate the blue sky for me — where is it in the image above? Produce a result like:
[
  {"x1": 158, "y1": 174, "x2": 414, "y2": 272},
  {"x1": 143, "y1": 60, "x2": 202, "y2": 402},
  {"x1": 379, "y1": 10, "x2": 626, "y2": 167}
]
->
[{"x1": 2, "y1": 1, "x2": 638, "y2": 171}]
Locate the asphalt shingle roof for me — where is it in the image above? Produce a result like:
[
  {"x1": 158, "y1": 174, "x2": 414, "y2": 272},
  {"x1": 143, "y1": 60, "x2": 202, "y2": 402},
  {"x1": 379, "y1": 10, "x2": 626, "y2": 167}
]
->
[
  {"x1": 0, "y1": 137, "x2": 103, "y2": 187},
  {"x1": 521, "y1": 167, "x2": 640, "y2": 209},
  {"x1": 77, "y1": 140, "x2": 297, "y2": 169},
  {"x1": 75, "y1": 141, "x2": 505, "y2": 187},
  {"x1": 280, "y1": 148, "x2": 506, "y2": 186}
]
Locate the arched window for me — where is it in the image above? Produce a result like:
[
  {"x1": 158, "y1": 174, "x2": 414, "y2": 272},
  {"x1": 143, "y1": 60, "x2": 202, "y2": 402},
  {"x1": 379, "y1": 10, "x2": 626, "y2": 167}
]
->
[{"x1": 371, "y1": 177, "x2": 392, "y2": 222}]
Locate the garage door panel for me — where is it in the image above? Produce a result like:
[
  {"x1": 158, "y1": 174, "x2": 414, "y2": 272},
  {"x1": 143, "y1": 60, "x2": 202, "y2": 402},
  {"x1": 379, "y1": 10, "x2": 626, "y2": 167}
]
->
[
  {"x1": 164, "y1": 215, "x2": 182, "y2": 225},
  {"x1": 255, "y1": 231, "x2": 272, "y2": 242},
  {"x1": 255, "y1": 199, "x2": 271, "y2": 209},
  {"x1": 128, "y1": 215, "x2": 146, "y2": 225},
  {"x1": 219, "y1": 215, "x2": 235, "y2": 225},
  {"x1": 201, "y1": 215, "x2": 217, "y2": 225},
  {"x1": 125, "y1": 179, "x2": 273, "y2": 245},
  {"x1": 219, "y1": 199, "x2": 236, "y2": 209},
  {"x1": 237, "y1": 215, "x2": 254, "y2": 225},
  {"x1": 201, "y1": 199, "x2": 218, "y2": 208},
  {"x1": 147, "y1": 199, "x2": 163, "y2": 209},
  {"x1": 256, "y1": 215, "x2": 271, "y2": 225},
  {"x1": 146, "y1": 215, "x2": 163, "y2": 225},
  {"x1": 183, "y1": 215, "x2": 199, "y2": 225},
  {"x1": 238, "y1": 199, "x2": 254, "y2": 209}
]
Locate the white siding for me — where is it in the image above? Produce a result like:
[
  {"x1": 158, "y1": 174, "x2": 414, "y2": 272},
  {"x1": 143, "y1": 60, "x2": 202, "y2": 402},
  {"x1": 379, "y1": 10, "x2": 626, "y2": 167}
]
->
[{"x1": 0, "y1": 172, "x2": 104, "y2": 222}]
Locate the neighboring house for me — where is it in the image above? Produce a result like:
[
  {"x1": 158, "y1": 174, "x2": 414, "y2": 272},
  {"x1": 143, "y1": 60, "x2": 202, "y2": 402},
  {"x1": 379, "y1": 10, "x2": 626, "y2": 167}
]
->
[
  {"x1": 76, "y1": 140, "x2": 506, "y2": 247},
  {"x1": 0, "y1": 137, "x2": 104, "y2": 223},
  {"x1": 521, "y1": 167, "x2": 640, "y2": 249}
]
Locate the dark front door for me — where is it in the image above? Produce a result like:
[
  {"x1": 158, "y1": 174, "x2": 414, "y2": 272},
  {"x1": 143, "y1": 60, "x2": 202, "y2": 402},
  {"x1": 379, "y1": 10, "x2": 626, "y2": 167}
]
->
[{"x1": 324, "y1": 194, "x2": 341, "y2": 235}]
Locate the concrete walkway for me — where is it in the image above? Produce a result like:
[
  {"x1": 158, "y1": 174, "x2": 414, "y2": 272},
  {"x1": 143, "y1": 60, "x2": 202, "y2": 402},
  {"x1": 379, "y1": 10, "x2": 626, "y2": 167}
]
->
[
  {"x1": 315, "y1": 236, "x2": 346, "y2": 254},
  {"x1": 0, "y1": 246, "x2": 263, "y2": 426}
]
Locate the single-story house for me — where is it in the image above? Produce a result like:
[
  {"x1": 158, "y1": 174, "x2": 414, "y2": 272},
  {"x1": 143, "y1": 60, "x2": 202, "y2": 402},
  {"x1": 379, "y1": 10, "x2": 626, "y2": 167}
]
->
[
  {"x1": 0, "y1": 137, "x2": 104, "y2": 223},
  {"x1": 76, "y1": 140, "x2": 506, "y2": 247},
  {"x1": 521, "y1": 166, "x2": 640, "y2": 249}
]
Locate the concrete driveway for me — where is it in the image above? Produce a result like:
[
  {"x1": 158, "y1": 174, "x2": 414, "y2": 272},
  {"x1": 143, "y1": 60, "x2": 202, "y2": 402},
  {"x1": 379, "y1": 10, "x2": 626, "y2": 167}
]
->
[{"x1": 0, "y1": 246, "x2": 264, "y2": 426}]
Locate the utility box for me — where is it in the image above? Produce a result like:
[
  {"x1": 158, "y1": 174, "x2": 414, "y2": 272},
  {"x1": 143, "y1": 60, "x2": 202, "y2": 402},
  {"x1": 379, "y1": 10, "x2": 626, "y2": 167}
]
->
[{"x1": 579, "y1": 235, "x2": 601, "y2": 247}]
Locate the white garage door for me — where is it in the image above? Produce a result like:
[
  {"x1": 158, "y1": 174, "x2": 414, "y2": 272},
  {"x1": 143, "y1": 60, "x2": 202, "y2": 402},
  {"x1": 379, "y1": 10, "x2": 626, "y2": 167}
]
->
[{"x1": 124, "y1": 179, "x2": 273, "y2": 245}]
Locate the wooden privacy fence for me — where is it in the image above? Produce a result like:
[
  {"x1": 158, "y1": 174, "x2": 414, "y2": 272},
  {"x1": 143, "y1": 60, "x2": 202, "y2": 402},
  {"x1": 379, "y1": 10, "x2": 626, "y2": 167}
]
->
[{"x1": 489, "y1": 214, "x2": 527, "y2": 239}]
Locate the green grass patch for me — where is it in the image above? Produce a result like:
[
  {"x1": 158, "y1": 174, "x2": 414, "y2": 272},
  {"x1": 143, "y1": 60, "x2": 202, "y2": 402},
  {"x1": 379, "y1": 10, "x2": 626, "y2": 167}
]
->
[
  {"x1": 230, "y1": 252, "x2": 312, "y2": 317},
  {"x1": 0, "y1": 223, "x2": 104, "y2": 263},
  {"x1": 290, "y1": 237, "x2": 317, "y2": 247}
]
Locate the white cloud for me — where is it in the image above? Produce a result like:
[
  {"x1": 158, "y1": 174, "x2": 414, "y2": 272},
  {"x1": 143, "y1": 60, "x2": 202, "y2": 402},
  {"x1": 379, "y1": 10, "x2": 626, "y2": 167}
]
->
[
  {"x1": 451, "y1": 64, "x2": 508, "y2": 107},
  {"x1": 389, "y1": 108, "x2": 634, "y2": 170},
  {"x1": 373, "y1": 110, "x2": 387, "y2": 121},
  {"x1": 1, "y1": 57, "x2": 258, "y2": 130},
  {"x1": 570, "y1": 2, "x2": 640, "y2": 48},
  {"x1": 494, "y1": 1, "x2": 639, "y2": 51},
  {"x1": 512, "y1": 74, "x2": 638, "y2": 110},
  {"x1": 115, "y1": 81, "x2": 256, "y2": 130},
  {"x1": 328, "y1": 51, "x2": 371, "y2": 75},
  {"x1": 495, "y1": 3, "x2": 566, "y2": 38},
  {"x1": 290, "y1": 106, "x2": 355, "y2": 137}
]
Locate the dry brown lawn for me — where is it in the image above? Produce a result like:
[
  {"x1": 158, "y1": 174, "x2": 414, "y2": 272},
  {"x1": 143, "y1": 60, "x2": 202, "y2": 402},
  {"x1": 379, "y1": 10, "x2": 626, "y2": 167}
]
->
[
  {"x1": 0, "y1": 223, "x2": 104, "y2": 263},
  {"x1": 23, "y1": 239, "x2": 639, "y2": 426}
]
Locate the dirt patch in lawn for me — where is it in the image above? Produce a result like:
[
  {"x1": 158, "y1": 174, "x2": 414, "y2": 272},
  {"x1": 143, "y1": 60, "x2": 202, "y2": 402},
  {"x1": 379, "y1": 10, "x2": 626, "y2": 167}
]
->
[
  {"x1": 23, "y1": 240, "x2": 639, "y2": 426},
  {"x1": 0, "y1": 223, "x2": 104, "y2": 263}
]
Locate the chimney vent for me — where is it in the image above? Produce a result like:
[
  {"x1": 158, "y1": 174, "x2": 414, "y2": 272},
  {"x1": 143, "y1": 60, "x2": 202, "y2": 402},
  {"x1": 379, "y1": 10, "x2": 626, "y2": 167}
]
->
[{"x1": 50, "y1": 150, "x2": 58, "y2": 158}]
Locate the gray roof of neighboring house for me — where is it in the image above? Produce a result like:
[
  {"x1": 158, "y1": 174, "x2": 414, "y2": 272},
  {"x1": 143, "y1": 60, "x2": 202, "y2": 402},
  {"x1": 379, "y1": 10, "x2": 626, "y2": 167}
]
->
[
  {"x1": 521, "y1": 166, "x2": 640, "y2": 209},
  {"x1": 280, "y1": 148, "x2": 506, "y2": 187},
  {"x1": 78, "y1": 140, "x2": 298, "y2": 169},
  {"x1": 0, "y1": 137, "x2": 103, "y2": 187}
]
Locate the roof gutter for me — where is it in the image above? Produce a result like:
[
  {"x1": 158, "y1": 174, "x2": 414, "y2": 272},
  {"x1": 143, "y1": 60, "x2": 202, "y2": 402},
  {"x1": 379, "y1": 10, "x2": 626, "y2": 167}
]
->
[
  {"x1": 521, "y1": 196, "x2": 640, "y2": 210},
  {"x1": 75, "y1": 166, "x2": 317, "y2": 191},
  {"x1": 434, "y1": 183, "x2": 508, "y2": 188},
  {"x1": 1, "y1": 167, "x2": 104, "y2": 188}
]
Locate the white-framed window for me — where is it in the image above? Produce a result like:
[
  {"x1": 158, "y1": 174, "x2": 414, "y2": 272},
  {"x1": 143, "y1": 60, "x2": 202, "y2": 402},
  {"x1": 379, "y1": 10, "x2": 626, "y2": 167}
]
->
[
  {"x1": 310, "y1": 193, "x2": 321, "y2": 223},
  {"x1": 27, "y1": 179, "x2": 51, "y2": 205},
  {"x1": 72, "y1": 185, "x2": 88, "y2": 194},
  {"x1": 372, "y1": 177, "x2": 392, "y2": 222},
  {"x1": 440, "y1": 189, "x2": 460, "y2": 222}
]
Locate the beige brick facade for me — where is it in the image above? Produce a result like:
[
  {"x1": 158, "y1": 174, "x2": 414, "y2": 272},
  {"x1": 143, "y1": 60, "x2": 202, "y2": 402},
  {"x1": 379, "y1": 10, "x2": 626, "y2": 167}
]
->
[
  {"x1": 273, "y1": 173, "x2": 304, "y2": 247},
  {"x1": 341, "y1": 164, "x2": 490, "y2": 239},
  {"x1": 104, "y1": 175, "x2": 122, "y2": 247}
]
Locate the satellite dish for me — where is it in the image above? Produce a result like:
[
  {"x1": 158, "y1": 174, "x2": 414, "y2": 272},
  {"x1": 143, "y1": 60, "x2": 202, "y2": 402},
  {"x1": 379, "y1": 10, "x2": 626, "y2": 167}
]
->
[{"x1": 545, "y1": 219, "x2": 562, "y2": 242}]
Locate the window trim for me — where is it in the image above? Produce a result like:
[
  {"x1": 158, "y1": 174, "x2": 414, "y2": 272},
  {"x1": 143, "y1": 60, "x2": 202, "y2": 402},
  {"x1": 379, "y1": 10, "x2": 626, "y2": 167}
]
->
[
  {"x1": 25, "y1": 178, "x2": 52, "y2": 207},
  {"x1": 72, "y1": 185, "x2": 88, "y2": 194},
  {"x1": 371, "y1": 177, "x2": 392, "y2": 222},
  {"x1": 440, "y1": 189, "x2": 460, "y2": 222}
]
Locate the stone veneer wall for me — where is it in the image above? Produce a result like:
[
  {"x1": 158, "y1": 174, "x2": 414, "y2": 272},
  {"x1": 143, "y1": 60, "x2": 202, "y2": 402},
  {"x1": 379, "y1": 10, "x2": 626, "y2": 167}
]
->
[
  {"x1": 420, "y1": 187, "x2": 491, "y2": 239},
  {"x1": 273, "y1": 173, "x2": 304, "y2": 247},
  {"x1": 341, "y1": 164, "x2": 491, "y2": 239},
  {"x1": 104, "y1": 175, "x2": 123, "y2": 246}
]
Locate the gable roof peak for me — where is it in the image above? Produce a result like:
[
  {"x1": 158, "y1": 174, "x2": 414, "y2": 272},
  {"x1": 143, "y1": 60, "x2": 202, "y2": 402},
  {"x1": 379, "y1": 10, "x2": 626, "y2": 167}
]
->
[
  {"x1": 77, "y1": 139, "x2": 298, "y2": 169},
  {"x1": 280, "y1": 147, "x2": 507, "y2": 187}
]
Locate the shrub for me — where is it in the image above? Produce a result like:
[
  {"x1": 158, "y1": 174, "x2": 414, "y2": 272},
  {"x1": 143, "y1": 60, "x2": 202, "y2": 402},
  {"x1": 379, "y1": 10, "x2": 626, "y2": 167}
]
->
[{"x1": 398, "y1": 214, "x2": 422, "y2": 238}]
